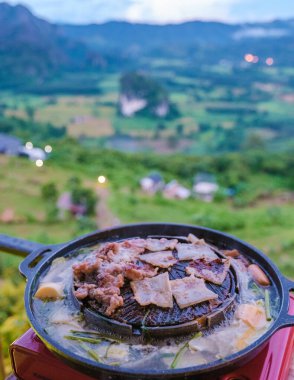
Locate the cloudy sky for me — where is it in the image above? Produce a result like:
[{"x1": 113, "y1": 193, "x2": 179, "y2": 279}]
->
[{"x1": 6, "y1": 0, "x2": 294, "y2": 24}]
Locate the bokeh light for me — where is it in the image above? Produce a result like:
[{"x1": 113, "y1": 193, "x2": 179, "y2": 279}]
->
[
  {"x1": 35, "y1": 159, "x2": 44, "y2": 167},
  {"x1": 244, "y1": 54, "x2": 259, "y2": 63},
  {"x1": 97, "y1": 175, "x2": 106, "y2": 184},
  {"x1": 266, "y1": 57, "x2": 274, "y2": 66},
  {"x1": 244, "y1": 54, "x2": 254, "y2": 63},
  {"x1": 44, "y1": 145, "x2": 52, "y2": 153},
  {"x1": 25, "y1": 141, "x2": 33, "y2": 149}
]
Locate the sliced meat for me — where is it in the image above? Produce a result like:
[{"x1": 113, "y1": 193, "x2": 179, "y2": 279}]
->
[
  {"x1": 90, "y1": 287, "x2": 124, "y2": 316},
  {"x1": 124, "y1": 263, "x2": 158, "y2": 280},
  {"x1": 127, "y1": 238, "x2": 148, "y2": 249},
  {"x1": 107, "y1": 241, "x2": 145, "y2": 264},
  {"x1": 171, "y1": 276, "x2": 218, "y2": 309},
  {"x1": 72, "y1": 257, "x2": 102, "y2": 279},
  {"x1": 187, "y1": 233, "x2": 205, "y2": 245},
  {"x1": 186, "y1": 258, "x2": 231, "y2": 285},
  {"x1": 130, "y1": 272, "x2": 173, "y2": 308},
  {"x1": 139, "y1": 250, "x2": 177, "y2": 268},
  {"x1": 176, "y1": 243, "x2": 217, "y2": 261},
  {"x1": 145, "y1": 238, "x2": 178, "y2": 252}
]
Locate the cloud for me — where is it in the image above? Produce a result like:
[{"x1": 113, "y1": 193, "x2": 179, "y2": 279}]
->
[
  {"x1": 124, "y1": 0, "x2": 241, "y2": 24},
  {"x1": 6, "y1": 0, "x2": 294, "y2": 23}
]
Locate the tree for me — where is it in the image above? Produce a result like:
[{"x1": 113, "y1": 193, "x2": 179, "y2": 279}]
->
[
  {"x1": 41, "y1": 182, "x2": 58, "y2": 203},
  {"x1": 25, "y1": 106, "x2": 35, "y2": 121},
  {"x1": 41, "y1": 182, "x2": 58, "y2": 222},
  {"x1": 243, "y1": 132, "x2": 266, "y2": 150},
  {"x1": 154, "y1": 123, "x2": 166, "y2": 139},
  {"x1": 176, "y1": 124, "x2": 184, "y2": 137},
  {"x1": 67, "y1": 177, "x2": 96, "y2": 216}
]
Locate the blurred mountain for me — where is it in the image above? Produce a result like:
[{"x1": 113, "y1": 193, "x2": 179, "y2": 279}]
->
[
  {"x1": 59, "y1": 19, "x2": 294, "y2": 65},
  {"x1": 0, "y1": 2, "x2": 105, "y2": 87},
  {"x1": 1, "y1": 2, "x2": 294, "y2": 87}
]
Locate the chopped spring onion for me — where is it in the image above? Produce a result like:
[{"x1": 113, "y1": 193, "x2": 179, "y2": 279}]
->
[
  {"x1": 264, "y1": 289, "x2": 272, "y2": 321},
  {"x1": 70, "y1": 330, "x2": 122, "y2": 343},
  {"x1": 105, "y1": 342, "x2": 115, "y2": 358},
  {"x1": 170, "y1": 331, "x2": 202, "y2": 369},
  {"x1": 251, "y1": 282, "x2": 264, "y2": 297},
  {"x1": 64, "y1": 335, "x2": 101, "y2": 344},
  {"x1": 79, "y1": 342, "x2": 101, "y2": 362}
]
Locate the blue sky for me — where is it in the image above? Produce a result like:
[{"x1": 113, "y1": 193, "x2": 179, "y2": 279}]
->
[{"x1": 6, "y1": 0, "x2": 294, "y2": 24}]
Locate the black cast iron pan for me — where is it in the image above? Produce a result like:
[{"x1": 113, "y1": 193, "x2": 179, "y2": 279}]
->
[{"x1": 1, "y1": 223, "x2": 294, "y2": 380}]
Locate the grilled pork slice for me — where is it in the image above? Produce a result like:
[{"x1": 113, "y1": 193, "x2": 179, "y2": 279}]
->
[
  {"x1": 130, "y1": 272, "x2": 173, "y2": 308},
  {"x1": 124, "y1": 262, "x2": 158, "y2": 280},
  {"x1": 186, "y1": 258, "x2": 231, "y2": 285},
  {"x1": 171, "y1": 276, "x2": 218, "y2": 309},
  {"x1": 139, "y1": 250, "x2": 177, "y2": 268},
  {"x1": 145, "y1": 238, "x2": 178, "y2": 252},
  {"x1": 100, "y1": 240, "x2": 145, "y2": 264},
  {"x1": 176, "y1": 243, "x2": 217, "y2": 261}
]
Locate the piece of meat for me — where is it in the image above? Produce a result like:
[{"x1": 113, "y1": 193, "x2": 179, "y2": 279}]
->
[
  {"x1": 186, "y1": 258, "x2": 231, "y2": 285},
  {"x1": 96, "y1": 242, "x2": 120, "y2": 260},
  {"x1": 176, "y1": 243, "x2": 217, "y2": 261},
  {"x1": 90, "y1": 287, "x2": 124, "y2": 316},
  {"x1": 187, "y1": 233, "x2": 205, "y2": 245},
  {"x1": 145, "y1": 238, "x2": 178, "y2": 252},
  {"x1": 97, "y1": 273, "x2": 125, "y2": 289},
  {"x1": 104, "y1": 240, "x2": 145, "y2": 264},
  {"x1": 130, "y1": 272, "x2": 173, "y2": 308},
  {"x1": 171, "y1": 276, "x2": 218, "y2": 309},
  {"x1": 124, "y1": 263, "x2": 158, "y2": 280},
  {"x1": 139, "y1": 250, "x2": 177, "y2": 268},
  {"x1": 127, "y1": 238, "x2": 148, "y2": 249},
  {"x1": 72, "y1": 257, "x2": 102, "y2": 279},
  {"x1": 74, "y1": 283, "x2": 97, "y2": 300}
]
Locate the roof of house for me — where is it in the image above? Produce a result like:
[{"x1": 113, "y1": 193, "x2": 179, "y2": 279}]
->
[
  {"x1": 0, "y1": 133, "x2": 22, "y2": 154},
  {"x1": 147, "y1": 172, "x2": 163, "y2": 183},
  {"x1": 194, "y1": 172, "x2": 217, "y2": 184}
]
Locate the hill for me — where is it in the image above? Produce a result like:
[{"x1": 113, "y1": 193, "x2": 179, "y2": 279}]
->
[
  {"x1": 1, "y1": 2, "x2": 294, "y2": 89},
  {"x1": 0, "y1": 2, "x2": 105, "y2": 88}
]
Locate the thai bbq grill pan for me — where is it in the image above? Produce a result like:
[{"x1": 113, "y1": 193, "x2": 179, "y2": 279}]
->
[{"x1": 1, "y1": 223, "x2": 294, "y2": 380}]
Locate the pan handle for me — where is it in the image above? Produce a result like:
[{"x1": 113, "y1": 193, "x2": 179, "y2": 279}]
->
[
  {"x1": 18, "y1": 244, "x2": 62, "y2": 279},
  {"x1": 278, "y1": 277, "x2": 294, "y2": 328},
  {"x1": 0, "y1": 234, "x2": 45, "y2": 257}
]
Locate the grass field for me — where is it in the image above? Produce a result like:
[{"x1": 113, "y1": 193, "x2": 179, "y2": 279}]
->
[
  {"x1": 0, "y1": 155, "x2": 97, "y2": 243},
  {"x1": 1, "y1": 65, "x2": 293, "y2": 153}
]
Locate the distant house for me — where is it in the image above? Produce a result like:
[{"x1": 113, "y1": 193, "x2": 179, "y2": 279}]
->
[
  {"x1": 140, "y1": 173, "x2": 164, "y2": 194},
  {"x1": 0, "y1": 133, "x2": 22, "y2": 155},
  {"x1": 193, "y1": 173, "x2": 219, "y2": 202},
  {"x1": 163, "y1": 180, "x2": 191, "y2": 200},
  {"x1": 19, "y1": 147, "x2": 46, "y2": 161}
]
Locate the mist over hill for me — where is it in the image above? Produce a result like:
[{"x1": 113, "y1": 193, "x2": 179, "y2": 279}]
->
[{"x1": 1, "y1": 2, "x2": 294, "y2": 88}]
